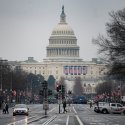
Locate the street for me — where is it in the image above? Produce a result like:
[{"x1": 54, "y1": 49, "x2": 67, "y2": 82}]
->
[{"x1": 0, "y1": 104, "x2": 125, "y2": 125}]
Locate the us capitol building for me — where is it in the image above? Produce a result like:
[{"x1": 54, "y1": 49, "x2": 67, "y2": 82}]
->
[{"x1": 20, "y1": 6, "x2": 108, "y2": 94}]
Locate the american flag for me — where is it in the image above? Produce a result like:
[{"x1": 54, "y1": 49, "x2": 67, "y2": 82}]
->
[
  {"x1": 69, "y1": 66, "x2": 73, "y2": 75},
  {"x1": 78, "y1": 66, "x2": 82, "y2": 75},
  {"x1": 64, "y1": 66, "x2": 68, "y2": 75},
  {"x1": 74, "y1": 66, "x2": 77, "y2": 75}
]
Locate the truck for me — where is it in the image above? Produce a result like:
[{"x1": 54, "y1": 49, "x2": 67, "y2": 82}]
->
[{"x1": 94, "y1": 102, "x2": 125, "y2": 114}]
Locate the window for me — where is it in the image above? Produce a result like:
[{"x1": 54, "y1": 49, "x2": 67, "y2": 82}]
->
[
  {"x1": 111, "y1": 104, "x2": 116, "y2": 107},
  {"x1": 117, "y1": 104, "x2": 122, "y2": 107},
  {"x1": 35, "y1": 70, "x2": 36, "y2": 74}
]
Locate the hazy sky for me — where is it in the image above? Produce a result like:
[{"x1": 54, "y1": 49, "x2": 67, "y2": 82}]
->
[{"x1": 0, "y1": 0, "x2": 125, "y2": 61}]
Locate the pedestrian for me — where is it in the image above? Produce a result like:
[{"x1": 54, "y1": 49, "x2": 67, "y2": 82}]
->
[
  {"x1": 96, "y1": 101, "x2": 99, "y2": 106},
  {"x1": 5, "y1": 102, "x2": 9, "y2": 114},
  {"x1": 90, "y1": 101, "x2": 92, "y2": 108},
  {"x1": 63, "y1": 99, "x2": 67, "y2": 113},
  {"x1": 2, "y1": 101, "x2": 6, "y2": 114}
]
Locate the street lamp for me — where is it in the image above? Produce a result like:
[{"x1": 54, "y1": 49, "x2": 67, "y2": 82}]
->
[{"x1": 10, "y1": 65, "x2": 16, "y2": 91}]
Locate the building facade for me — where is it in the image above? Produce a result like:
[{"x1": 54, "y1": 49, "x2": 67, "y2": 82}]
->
[{"x1": 20, "y1": 6, "x2": 108, "y2": 94}]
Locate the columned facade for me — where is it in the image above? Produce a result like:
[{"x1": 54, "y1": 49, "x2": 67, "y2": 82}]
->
[{"x1": 47, "y1": 48, "x2": 79, "y2": 57}]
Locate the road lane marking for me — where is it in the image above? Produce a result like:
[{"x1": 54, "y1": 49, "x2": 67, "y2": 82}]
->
[
  {"x1": 42, "y1": 115, "x2": 57, "y2": 125},
  {"x1": 75, "y1": 115, "x2": 84, "y2": 125},
  {"x1": 66, "y1": 115, "x2": 69, "y2": 125},
  {"x1": 73, "y1": 106, "x2": 77, "y2": 114},
  {"x1": 48, "y1": 107, "x2": 57, "y2": 113}
]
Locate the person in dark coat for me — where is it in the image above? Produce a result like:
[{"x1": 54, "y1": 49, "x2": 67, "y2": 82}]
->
[
  {"x1": 90, "y1": 101, "x2": 92, "y2": 108},
  {"x1": 63, "y1": 100, "x2": 67, "y2": 113},
  {"x1": 5, "y1": 102, "x2": 9, "y2": 114}
]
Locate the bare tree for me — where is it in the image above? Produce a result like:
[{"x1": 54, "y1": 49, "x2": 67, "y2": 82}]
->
[
  {"x1": 95, "y1": 81, "x2": 112, "y2": 95},
  {"x1": 92, "y1": 8, "x2": 125, "y2": 75}
]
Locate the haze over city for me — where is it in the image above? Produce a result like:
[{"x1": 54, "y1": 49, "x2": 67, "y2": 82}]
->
[{"x1": 0, "y1": 0, "x2": 125, "y2": 61}]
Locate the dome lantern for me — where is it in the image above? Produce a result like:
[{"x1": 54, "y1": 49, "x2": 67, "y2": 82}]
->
[{"x1": 60, "y1": 5, "x2": 66, "y2": 24}]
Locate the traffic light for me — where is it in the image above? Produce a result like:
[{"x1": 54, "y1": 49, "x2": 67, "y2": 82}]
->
[
  {"x1": 48, "y1": 90, "x2": 52, "y2": 95},
  {"x1": 56, "y1": 85, "x2": 61, "y2": 92},
  {"x1": 56, "y1": 85, "x2": 59, "y2": 92},
  {"x1": 61, "y1": 85, "x2": 65, "y2": 99},
  {"x1": 54, "y1": 94, "x2": 58, "y2": 99},
  {"x1": 39, "y1": 89, "x2": 52, "y2": 96},
  {"x1": 39, "y1": 90, "x2": 44, "y2": 96},
  {"x1": 62, "y1": 85, "x2": 65, "y2": 93},
  {"x1": 42, "y1": 80, "x2": 48, "y2": 89}
]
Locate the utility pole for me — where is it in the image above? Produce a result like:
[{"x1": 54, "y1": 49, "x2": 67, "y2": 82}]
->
[
  {"x1": 58, "y1": 89, "x2": 61, "y2": 113},
  {"x1": 10, "y1": 65, "x2": 15, "y2": 91},
  {"x1": 42, "y1": 80, "x2": 48, "y2": 116},
  {"x1": 56, "y1": 84, "x2": 64, "y2": 113}
]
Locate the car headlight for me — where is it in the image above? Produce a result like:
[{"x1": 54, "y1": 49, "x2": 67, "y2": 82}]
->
[
  {"x1": 24, "y1": 110, "x2": 28, "y2": 112},
  {"x1": 14, "y1": 109, "x2": 16, "y2": 112}
]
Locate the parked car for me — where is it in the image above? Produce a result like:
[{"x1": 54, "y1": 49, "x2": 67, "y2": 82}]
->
[
  {"x1": 94, "y1": 102, "x2": 125, "y2": 114},
  {"x1": 13, "y1": 104, "x2": 29, "y2": 116}
]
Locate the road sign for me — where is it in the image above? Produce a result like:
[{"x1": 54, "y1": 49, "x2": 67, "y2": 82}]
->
[{"x1": 43, "y1": 102, "x2": 49, "y2": 110}]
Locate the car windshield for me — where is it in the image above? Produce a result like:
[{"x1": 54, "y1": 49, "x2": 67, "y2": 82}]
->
[{"x1": 15, "y1": 104, "x2": 27, "y2": 108}]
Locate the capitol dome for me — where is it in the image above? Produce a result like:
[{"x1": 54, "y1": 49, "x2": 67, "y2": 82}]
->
[
  {"x1": 51, "y1": 23, "x2": 75, "y2": 36},
  {"x1": 44, "y1": 6, "x2": 82, "y2": 62}
]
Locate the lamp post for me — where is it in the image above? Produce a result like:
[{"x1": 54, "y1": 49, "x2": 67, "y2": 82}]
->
[
  {"x1": 31, "y1": 79, "x2": 33, "y2": 103},
  {"x1": 10, "y1": 65, "x2": 16, "y2": 91}
]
